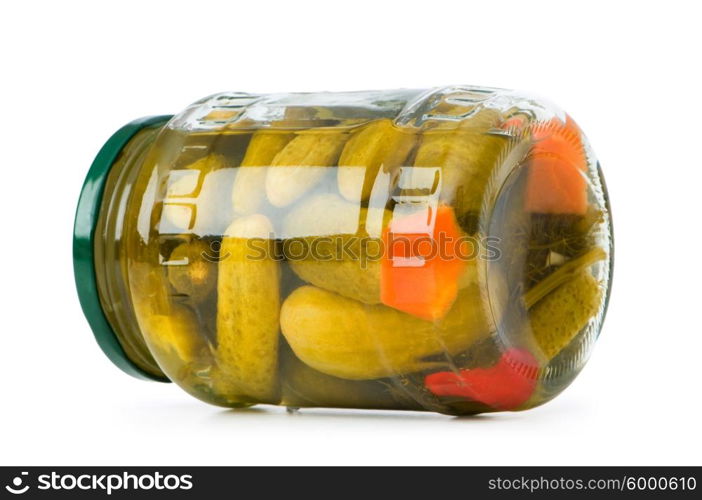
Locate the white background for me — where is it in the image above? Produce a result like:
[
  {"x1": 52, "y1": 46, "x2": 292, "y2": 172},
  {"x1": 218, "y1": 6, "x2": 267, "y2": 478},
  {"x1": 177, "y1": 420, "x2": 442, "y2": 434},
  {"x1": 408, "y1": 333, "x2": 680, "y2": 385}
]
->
[{"x1": 1, "y1": 0, "x2": 700, "y2": 466}]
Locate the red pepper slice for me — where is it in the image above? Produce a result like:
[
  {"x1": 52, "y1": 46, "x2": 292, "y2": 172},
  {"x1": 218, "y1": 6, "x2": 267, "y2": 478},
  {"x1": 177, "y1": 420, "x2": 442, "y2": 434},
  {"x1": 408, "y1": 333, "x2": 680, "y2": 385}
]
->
[{"x1": 425, "y1": 348, "x2": 539, "y2": 410}]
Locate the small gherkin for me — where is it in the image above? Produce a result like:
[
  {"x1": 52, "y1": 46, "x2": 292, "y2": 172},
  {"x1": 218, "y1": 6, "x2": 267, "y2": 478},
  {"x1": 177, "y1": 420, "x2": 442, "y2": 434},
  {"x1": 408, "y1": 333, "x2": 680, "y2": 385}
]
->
[
  {"x1": 413, "y1": 109, "x2": 508, "y2": 219},
  {"x1": 265, "y1": 130, "x2": 348, "y2": 207},
  {"x1": 132, "y1": 283, "x2": 208, "y2": 368},
  {"x1": 337, "y1": 119, "x2": 416, "y2": 202},
  {"x1": 165, "y1": 240, "x2": 216, "y2": 303},
  {"x1": 528, "y1": 271, "x2": 602, "y2": 360},
  {"x1": 213, "y1": 214, "x2": 281, "y2": 403},
  {"x1": 231, "y1": 131, "x2": 294, "y2": 215},
  {"x1": 280, "y1": 284, "x2": 493, "y2": 380},
  {"x1": 283, "y1": 194, "x2": 389, "y2": 305}
]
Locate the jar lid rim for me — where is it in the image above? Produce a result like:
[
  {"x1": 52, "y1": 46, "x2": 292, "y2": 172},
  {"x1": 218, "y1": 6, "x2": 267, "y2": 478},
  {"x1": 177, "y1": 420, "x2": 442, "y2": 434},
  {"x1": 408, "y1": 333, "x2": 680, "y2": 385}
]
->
[{"x1": 73, "y1": 115, "x2": 172, "y2": 382}]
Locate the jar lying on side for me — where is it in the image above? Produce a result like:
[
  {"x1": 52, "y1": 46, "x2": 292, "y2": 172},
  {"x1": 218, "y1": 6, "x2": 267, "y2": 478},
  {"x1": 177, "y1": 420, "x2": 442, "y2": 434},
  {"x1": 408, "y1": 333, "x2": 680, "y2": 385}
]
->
[{"x1": 74, "y1": 86, "x2": 613, "y2": 415}]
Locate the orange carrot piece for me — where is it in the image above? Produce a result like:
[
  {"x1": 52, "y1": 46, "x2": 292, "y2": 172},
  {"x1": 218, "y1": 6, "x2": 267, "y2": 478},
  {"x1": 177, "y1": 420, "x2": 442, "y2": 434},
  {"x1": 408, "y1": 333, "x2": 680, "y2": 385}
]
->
[
  {"x1": 381, "y1": 205, "x2": 467, "y2": 321},
  {"x1": 524, "y1": 116, "x2": 589, "y2": 215}
]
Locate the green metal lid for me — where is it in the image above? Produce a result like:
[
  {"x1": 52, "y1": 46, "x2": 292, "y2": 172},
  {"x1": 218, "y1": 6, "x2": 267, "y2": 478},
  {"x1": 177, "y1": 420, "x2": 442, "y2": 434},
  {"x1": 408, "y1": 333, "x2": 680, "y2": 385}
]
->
[{"x1": 73, "y1": 115, "x2": 172, "y2": 382}]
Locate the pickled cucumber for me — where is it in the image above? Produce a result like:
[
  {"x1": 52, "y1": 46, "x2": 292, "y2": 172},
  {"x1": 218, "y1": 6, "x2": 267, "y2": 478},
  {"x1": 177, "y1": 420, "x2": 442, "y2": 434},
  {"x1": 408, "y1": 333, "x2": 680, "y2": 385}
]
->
[
  {"x1": 289, "y1": 258, "x2": 380, "y2": 305},
  {"x1": 165, "y1": 240, "x2": 216, "y2": 303},
  {"x1": 337, "y1": 119, "x2": 416, "y2": 202},
  {"x1": 214, "y1": 214, "x2": 281, "y2": 402},
  {"x1": 232, "y1": 131, "x2": 294, "y2": 215},
  {"x1": 283, "y1": 193, "x2": 389, "y2": 304},
  {"x1": 281, "y1": 193, "x2": 374, "y2": 238},
  {"x1": 280, "y1": 285, "x2": 493, "y2": 380},
  {"x1": 141, "y1": 307, "x2": 205, "y2": 364},
  {"x1": 266, "y1": 131, "x2": 348, "y2": 207},
  {"x1": 131, "y1": 284, "x2": 207, "y2": 366},
  {"x1": 529, "y1": 271, "x2": 602, "y2": 360},
  {"x1": 414, "y1": 109, "x2": 508, "y2": 219}
]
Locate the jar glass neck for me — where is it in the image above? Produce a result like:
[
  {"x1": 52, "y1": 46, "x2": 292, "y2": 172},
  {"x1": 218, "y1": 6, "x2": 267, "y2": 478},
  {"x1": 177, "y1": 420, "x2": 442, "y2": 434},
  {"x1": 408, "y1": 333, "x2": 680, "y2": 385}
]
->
[{"x1": 94, "y1": 124, "x2": 166, "y2": 379}]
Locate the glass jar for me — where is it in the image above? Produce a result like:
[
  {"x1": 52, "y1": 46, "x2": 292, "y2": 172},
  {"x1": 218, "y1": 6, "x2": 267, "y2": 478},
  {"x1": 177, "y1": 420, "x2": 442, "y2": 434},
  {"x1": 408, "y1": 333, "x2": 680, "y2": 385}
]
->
[{"x1": 74, "y1": 86, "x2": 613, "y2": 415}]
